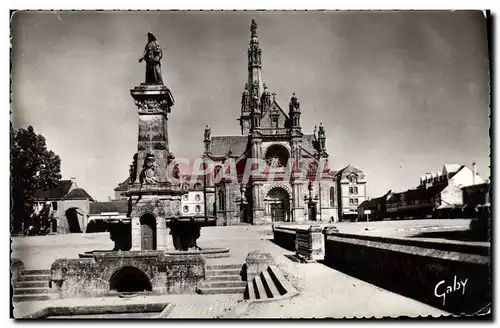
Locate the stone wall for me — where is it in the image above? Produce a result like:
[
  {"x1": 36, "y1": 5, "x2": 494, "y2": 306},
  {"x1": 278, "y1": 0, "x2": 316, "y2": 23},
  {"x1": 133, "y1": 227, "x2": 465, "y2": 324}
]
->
[
  {"x1": 272, "y1": 226, "x2": 297, "y2": 251},
  {"x1": 11, "y1": 258, "x2": 24, "y2": 283},
  {"x1": 50, "y1": 251, "x2": 205, "y2": 299},
  {"x1": 323, "y1": 232, "x2": 491, "y2": 315}
]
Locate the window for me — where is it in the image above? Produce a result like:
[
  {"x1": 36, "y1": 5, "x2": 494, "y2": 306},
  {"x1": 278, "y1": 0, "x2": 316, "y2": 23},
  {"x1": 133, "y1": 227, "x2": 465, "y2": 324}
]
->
[
  {"x1": 183, "y1": 206, "x2": 189, "y2": 213},
  {"x1": 218, "y1": 190, "x2": 225, "y2": 211},
  {"x1": 194, "y1": 183, "x2": 202, "y2": 191},
  {"x1": 52, "y1": 202, "x2": 58, "y2": 211},
  {"x1": 349, "y1": 187, "x2": 353, "y2": 194},
  {"x1": 354, "y1": 187, "x2": 358, "y2": 195},
  {"x1": 195, "y1": 194, "x2": 201, "y2": 201},
  {"x1": 272, "y1": 117, "x2": 279, "y2": 129},
  {"x1": 329, "y1": 187, "x2": 335, "y2": 207},
  {"x1": 349, "y1": 175, "x2": 358, "y2": 184},
  {"x1": 354, "y1": 199, "x2": 359, "y2": 206},
  {"x1": 349, "y1": 199, "x2": 354, "y2": 206},
  {"x1": 183, "y1": 194, "x2": 189, "y2": 201},
  {"x1": 195, "y1": 205, "x2": 201, "y2": 213},
  {"x1": 214, "y1": 165, "x2": 222, "y2": 180}
]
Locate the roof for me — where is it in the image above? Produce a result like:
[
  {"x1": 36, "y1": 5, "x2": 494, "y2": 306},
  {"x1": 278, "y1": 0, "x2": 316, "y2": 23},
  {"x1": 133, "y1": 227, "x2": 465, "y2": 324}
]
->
[
  {"x1": 443, "y1": 164, "x2": 462, "y2": 174},
  {"x1": 114, "y1": 178, "x2": 129, "y2": 191},
  {"x1": 301, "y1": 134, "x2": 317, "y2": 156},
  {"x1": 62, "y1": 188, "x2": 94, "y2": 201},
  {"x1": 33, "y1": 180, "x2": 73, "y2": 200},
  {"x1": 334, "y1": 165, "x2": 366, "y2": 180},
  {"x1": 358, "y1": 191, "x2": 392, "y2": 210},
  {"x1": 89, "y1": 200, "x2": 128, "y2": 215},
  {"x1": 210, "y1": 136, "x2": 249, "y2": 157},
  {"x1": 389, "y1": 183, "x2": 447, "y2": 204}
]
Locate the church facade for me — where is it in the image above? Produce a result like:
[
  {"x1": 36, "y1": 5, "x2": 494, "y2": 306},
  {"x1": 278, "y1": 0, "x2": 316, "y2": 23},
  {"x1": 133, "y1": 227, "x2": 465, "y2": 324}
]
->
[{"x1": 201, "y1": 20, "x2": 339, "y2": 225}]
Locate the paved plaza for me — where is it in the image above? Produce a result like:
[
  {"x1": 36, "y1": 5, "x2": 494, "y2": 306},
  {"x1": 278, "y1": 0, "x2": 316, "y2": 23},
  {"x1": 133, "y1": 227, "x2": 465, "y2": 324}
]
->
[{"x1": 10, "y1": 220, "x2": 461, "y2": 318}]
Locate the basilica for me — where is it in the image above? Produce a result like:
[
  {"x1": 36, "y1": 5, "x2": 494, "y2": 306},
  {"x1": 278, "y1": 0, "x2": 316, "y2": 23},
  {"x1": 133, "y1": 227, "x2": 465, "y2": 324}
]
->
[{"x1": 201, "y1": 20, "x2": 342, "y2": 225}]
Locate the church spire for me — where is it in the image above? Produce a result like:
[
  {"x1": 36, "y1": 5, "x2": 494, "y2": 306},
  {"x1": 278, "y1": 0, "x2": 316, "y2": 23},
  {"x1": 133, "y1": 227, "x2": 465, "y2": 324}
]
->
[{"x1": 247, "y1": 19, "x2": 264, "y2": 105}]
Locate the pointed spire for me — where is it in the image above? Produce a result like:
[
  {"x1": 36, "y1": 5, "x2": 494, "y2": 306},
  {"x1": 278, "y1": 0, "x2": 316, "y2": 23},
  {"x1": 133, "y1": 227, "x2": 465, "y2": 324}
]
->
[{"x1": 271, "y1": 92, "x2": 277, "y2": 102}]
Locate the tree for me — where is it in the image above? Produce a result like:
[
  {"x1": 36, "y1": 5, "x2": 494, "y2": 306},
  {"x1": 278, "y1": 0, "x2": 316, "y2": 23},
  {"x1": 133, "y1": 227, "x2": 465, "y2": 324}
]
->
[{"x1": 10, "y1": 125, "x2": 62, "y2": 234}]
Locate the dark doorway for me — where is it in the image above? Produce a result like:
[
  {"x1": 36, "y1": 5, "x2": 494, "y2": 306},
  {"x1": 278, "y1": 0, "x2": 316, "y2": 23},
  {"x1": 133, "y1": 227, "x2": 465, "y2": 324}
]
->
[
  {"x1": 240, "y1": 204, "x2": 248, "y2": 223},
  {"x1": 109, "y1": 266, "x2": 152, "y2": 292},
  {"x1": 308, "y1": 202, "x2": 318, "y2": 221},
  {"x1": 271, "y1": 203, "x2": 285, "y2": 222},
  {"x1": 140, "y1": 214, "x2": 157, "y2": 250},
  {"x1": 267, "y1": 187, "x2": 290, "y2": 222},
  {"x1": 65, "y1": 208, "x2": 83, "y2": 233}
]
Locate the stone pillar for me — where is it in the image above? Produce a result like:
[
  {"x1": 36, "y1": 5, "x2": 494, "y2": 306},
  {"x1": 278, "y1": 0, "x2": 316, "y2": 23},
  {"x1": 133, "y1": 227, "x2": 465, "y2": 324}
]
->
[
  {"x1": 131, "y1": 217, "x2": 141, "y2": 251},
  {"x1": 245, "y1": 250, "x2": 274, "y2": 282},
  {"x1": 156, "y1": 216, "x2": 168, "y2": 251}
]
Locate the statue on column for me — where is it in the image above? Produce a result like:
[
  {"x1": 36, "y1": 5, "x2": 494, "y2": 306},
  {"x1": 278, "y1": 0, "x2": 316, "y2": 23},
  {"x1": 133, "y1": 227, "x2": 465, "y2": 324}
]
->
[
  {"x1": 138, "y1": 32, "x2": 164, "y2": 85},
  {"x1": 140, "y1": 151, "x2": 160, "y2": 185}
]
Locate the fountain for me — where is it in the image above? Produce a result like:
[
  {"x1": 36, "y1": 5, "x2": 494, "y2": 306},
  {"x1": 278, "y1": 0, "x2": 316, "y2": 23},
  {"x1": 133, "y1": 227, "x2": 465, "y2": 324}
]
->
[{"x1": 49, "y1": 32, "x2": 228, "y2": 299}]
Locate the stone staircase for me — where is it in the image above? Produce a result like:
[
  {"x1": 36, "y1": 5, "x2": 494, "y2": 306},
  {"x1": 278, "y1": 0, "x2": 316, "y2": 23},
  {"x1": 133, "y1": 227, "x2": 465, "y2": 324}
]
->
[
  {"x1": 197, "y1": 264, "x2": 246, "y2": 295},
  {"x1": 12, "y1": 269, "x2": 58, "y2": 303},
  {"x1": 244, "y1": 265, "x2": 297, "y2": 301}
]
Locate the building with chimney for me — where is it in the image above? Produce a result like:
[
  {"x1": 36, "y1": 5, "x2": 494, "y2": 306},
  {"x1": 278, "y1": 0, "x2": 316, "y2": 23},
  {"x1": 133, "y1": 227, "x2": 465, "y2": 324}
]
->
[
  {"x1": 386, "y1": 163, "x2": 484, "y2": 219},
  {"x1": 202, "y1": 20, "x2": 338, "y2": 225}
]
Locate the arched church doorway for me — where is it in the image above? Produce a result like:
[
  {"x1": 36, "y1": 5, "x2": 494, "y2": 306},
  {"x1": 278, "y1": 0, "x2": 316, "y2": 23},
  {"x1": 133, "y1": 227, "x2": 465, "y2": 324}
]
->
[
  {"x1": 65, "y1": 208, "x2": 83, "y2": 233},
  {"x1": 140, "y1": 214, "x2": 157, "y2": 250},
  {"x1": 267, "y1": 187, "x2": 290, "y2": 222},
  {"x1": 109, "y1": 266, "x2": 152, "y2": 293}
]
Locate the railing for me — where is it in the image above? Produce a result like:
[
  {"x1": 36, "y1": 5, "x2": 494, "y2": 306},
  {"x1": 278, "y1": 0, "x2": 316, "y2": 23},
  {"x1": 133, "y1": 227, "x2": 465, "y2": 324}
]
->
[{"x1": 259, "y1": 128, "x2": 290, "y2": 136}]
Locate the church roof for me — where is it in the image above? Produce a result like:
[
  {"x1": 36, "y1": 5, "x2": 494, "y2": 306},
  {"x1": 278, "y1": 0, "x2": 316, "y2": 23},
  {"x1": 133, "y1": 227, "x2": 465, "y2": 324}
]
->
[
  {"x1": 33, "y1": 180, "x2": 74, "y2": 200},
  {"x1": 62, "y1": 188, "x2": 94, "y2": 201},
  {"x1": 301, "y1": 134, "x2": 318, "y2": 156},
  {"x1": 210, "y1": 136, "x2": 249, "y2": 157}
]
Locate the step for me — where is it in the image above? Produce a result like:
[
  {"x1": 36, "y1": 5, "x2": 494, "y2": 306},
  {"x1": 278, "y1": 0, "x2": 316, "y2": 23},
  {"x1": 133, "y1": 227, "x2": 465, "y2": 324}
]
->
[
  {"x1": 14, "y1": 287, "x2": 51, "y2": 295},
  {"x1": 18, "y1": 274, "x2": 50, "y2": 282},
  {"x1": 14, "y1": 281, "x2": 50, "y2": 288},
  {"x1": 13, "y1": 293, "x2": 59, "y2": 302},
  {"x1": 205, "y1": 269, "x2": 241, "y2": 277},
  {"x1": 206, "y1": 264, "x2": 243, "y2": 270},
  {"x1": 21, "y1": 269, "x2": 50, "y2": 275},
  {"x1": 202, "y1": 281, "x2": 247, "y2": 289},
  {"x1": 197, "y1": 286, "x2": 246, "y2": 295},
  {"x1": 261, "y1": 270, "x2": 281, "y2": 298},
  {"x1": 244, "y1": 280, "x2": 255, "y2": 300},
  {"x1": 205, "y1": 275, "x2": 242, "y2": 282},
  {"x1": 268, "y1": 265, "x2": 296, "y2": 296},
  {"x1": 253, "y1": 275, "x2": 267, "y2": 300}
]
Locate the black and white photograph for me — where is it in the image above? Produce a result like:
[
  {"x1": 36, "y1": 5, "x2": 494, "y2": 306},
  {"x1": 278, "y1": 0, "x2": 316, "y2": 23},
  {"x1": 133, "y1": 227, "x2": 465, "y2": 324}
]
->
[{"x1": 9, "y1": 9, "x2": 491, "y2": 319}]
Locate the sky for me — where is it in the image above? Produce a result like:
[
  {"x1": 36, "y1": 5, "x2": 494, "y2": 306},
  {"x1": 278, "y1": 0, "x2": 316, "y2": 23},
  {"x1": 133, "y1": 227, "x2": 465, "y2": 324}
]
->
[{"x1": 11, "y1": 10, "x2": 490, "y2": 201}]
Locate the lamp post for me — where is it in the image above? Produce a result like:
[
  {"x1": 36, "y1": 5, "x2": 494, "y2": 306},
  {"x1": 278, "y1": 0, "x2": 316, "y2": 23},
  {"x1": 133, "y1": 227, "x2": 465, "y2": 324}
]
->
[
  {"x1": 304, "y1": 180, "x2": 318, "y2": 221},
  {"x1": 314, "y1": 152, "x2": 323, "y2": 221}
]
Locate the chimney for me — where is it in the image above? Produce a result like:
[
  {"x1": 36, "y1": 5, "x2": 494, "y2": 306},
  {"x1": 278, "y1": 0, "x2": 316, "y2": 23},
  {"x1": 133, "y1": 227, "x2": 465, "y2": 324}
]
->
[
  {"x1": 472, "y1": 162, "x2": 477, "y2": 185},
  {"x1": 70, "y1": 176, "x2": 76, "y2": 185}
]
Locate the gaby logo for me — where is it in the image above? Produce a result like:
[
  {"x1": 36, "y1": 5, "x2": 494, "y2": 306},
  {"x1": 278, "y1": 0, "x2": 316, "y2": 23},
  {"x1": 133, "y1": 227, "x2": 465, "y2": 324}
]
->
[{"x1": 434, "y1": 276, "x2": 468, "y2": 307}]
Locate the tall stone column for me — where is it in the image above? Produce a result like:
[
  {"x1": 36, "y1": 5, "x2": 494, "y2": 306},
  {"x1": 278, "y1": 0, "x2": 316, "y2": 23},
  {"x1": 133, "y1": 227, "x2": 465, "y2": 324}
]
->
[
  {"x1": 131, "y1": 217, "x2": 141, "y2": 251},
  {"x1": 124, "y1": 83, "x2": 183, "y2": 251}
]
